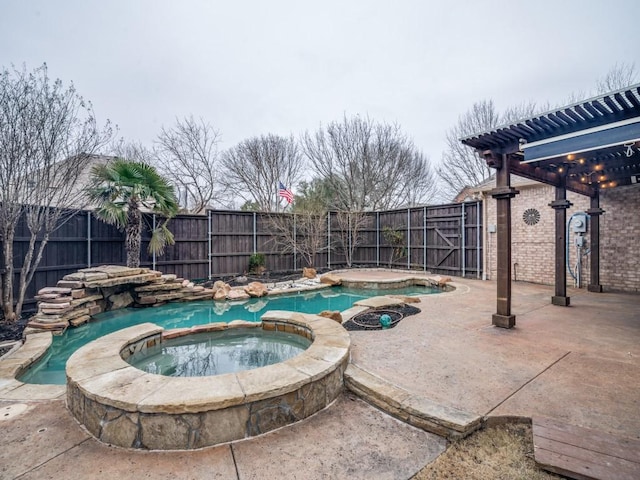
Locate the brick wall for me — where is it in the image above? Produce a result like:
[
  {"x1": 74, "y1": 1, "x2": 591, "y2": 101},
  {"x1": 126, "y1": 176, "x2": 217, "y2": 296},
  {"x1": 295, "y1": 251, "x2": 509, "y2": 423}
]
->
[
  {"x1": 600, "y1": 184, "x2": 640, "y2": 292},
  {"x1": 484, "y1": 181, "x2": 639, "y2": 292}
]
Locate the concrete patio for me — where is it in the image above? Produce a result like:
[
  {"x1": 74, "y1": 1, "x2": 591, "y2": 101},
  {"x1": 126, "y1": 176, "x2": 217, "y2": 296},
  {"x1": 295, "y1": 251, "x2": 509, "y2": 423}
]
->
[{"x1": 1, "y1": 273, "x2": 638, "y2": 479}]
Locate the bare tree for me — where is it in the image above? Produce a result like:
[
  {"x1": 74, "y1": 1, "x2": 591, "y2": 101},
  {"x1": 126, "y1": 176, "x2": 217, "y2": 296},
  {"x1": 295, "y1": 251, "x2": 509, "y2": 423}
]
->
[
  {"x1": 437, "y1": 100, "x2": 542, "y2": 201},
  {"x1": 221, "y1": 134, "x2": 304, "y2": 212},
  {"x1": 596, "y1": 62, "x2": 638, "y2": 94},
  {"x1": 267, "y1": 209, "x2": 328, "y2": 268},
  {"x1": 332, "y1": 211, "x2": 371, "y2": 268},
  {"x1": 110, "y1": 138, "x2": 154, "y2": 164},
  {"x1": 154, "y1": 116, "x2": 223, "y2": 214},
  {"x1": 401, "y1": 150, "x2": 438, "y2": 207},
  {"x1": 266, "y1": 179, "x2": 329, "y2": 268},
  {"x1": 0, "y1": 64, "x2": 112, "y2": 320},
  {"x1": 302, "y1": 115, "x2": 436, "y2": 211}
]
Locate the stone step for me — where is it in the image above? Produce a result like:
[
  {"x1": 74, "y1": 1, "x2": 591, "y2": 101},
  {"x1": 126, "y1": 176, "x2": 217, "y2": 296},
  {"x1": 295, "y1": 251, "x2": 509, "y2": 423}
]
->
[
  {"x1": 70, "y1": 294, "x2": 104, "y2": 307},
  {"x1": 84, "y1": 272, "x2": 159, "y2": 288},
  {"x1": 180, "y1": 294, "x2": 213, "y2": 302},
  {"x1": 155, "y1": 291, "x2": 188, "y2": 302},
  {"x1": 69, "y1": 315, "x2": 91, "y2": 327},
  {"x1": 57, "y1": 280, "x2": 84, "y2": 289},
  {"x1": 134, "y1": 282, "x2": 184, "y2": 293},
  {"x1": 40, "y1": 307, "x2": 72, "y2": 315},
  {"x1": 61, "y1": 308, "x2": 90, "y2": 321},
  {"x1": 344, "y1": 364, "x2": 482, "y2": 440},
  {"x1": 26, "y1": 320, "x2": 68, "y2": 332},
  {"x1": 79, "y1": 265, "x2": 147, "y2": 278},
  {"x1": 37, "y1": 287, "x2": 72, "y2": 295},
  {"x1": 38, "y1": 302, "x2": 71, "y2": 310},
  {"x1": 37, "y1": 296, "x2": 73, "y2": 304},
  {"x1": 34, "y1": 293, "x2": 62, "y2": 301}
]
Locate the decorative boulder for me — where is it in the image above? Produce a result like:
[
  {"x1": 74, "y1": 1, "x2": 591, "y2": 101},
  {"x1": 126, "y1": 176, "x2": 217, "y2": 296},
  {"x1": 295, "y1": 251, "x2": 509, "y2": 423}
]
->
[
  {"x1": 430, "y1": 275, "x2": 452, "y2": 287},
  {"x1": 302, "y1": 267, "x2": 317, "y2": 279},
  {"x1": 319, "y1": 310, "x2": 343, "y2": 324},
  {"x1": 388, "y1": 294, "x2": 421, "y2": 304},
  {"x1": 108, "y1": 292, "x2": 134, "y2": 310},
  {"x1": 320, "y1": 273, "x2": 342, "y2": 286},
  {"x1": 244, "y1": 281, "x2": 268, "y2": 298},
  {"x1": 213, "y1": 280, "x2": 231, "y2": 293},
  {"x1": 212, "y1": 281, "x2": 231, "y2": 301},
  {"x1": 227, "y1": 288, "x2": 250, "y2": 301},
  {"x1": 213, "y1": 288, "x2": 228, "y2": 301}
]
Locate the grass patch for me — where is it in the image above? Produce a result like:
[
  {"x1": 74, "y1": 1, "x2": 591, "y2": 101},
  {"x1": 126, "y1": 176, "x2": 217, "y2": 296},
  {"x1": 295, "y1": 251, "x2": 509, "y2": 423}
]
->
[{"x1": 413, "y1": 423, "x2": 564, "y2": 480}]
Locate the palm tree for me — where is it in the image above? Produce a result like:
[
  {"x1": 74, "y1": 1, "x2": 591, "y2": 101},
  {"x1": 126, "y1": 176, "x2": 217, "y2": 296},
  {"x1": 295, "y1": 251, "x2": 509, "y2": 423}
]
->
[{"x1": 88, "y1": 159, "x2": 179, "y2": 267}]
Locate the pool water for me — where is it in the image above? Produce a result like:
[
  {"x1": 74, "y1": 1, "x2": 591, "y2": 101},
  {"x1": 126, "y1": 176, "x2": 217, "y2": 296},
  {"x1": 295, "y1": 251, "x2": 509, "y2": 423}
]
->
[
  {"x1": 127, "y1": 329, "x2": 311, "y2": 377},
  {"x1": 19, "y1": 285, "x2": 437, "y2": 384}
]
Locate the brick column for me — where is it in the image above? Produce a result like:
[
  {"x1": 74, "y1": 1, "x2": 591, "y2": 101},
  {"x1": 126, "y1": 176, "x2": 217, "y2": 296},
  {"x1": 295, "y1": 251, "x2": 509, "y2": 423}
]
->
[
  {"x1": 488, "y1": 153, "x2": 518, "y2": 328},
  {"x1": 587, "y1": 193, "x2": 604, "y2": 292},
  {"x1": 550, "y1": 179, "x2": 572, "y2": 306}
]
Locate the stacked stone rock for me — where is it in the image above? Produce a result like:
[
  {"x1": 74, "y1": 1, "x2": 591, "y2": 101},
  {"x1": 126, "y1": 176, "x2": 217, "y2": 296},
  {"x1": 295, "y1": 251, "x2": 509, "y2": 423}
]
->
[{"x1": 27, "y1": 265, "x2": 214, "y2": 334}]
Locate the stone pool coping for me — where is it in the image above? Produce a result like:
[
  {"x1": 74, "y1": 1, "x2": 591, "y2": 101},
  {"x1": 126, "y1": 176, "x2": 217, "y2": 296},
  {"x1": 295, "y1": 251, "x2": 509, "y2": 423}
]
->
[
  {"x1": 0, "y1": 279, "x2": 465, "y2": 402},
  {"x1": 65, "y1": 311, "x2": 350, "y2": 449}
]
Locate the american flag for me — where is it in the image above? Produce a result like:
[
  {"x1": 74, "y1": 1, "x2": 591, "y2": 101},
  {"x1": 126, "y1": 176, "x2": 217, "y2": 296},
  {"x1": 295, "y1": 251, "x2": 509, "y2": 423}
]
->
[{"x1": 278, "y1": 182, "x2": 294, "y2": 204}]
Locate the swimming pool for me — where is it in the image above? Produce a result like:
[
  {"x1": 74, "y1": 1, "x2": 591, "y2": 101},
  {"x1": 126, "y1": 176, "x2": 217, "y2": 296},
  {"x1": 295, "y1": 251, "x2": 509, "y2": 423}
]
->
[{"x1": 20, "y1": 285, "x2": 437, "y2": 384}]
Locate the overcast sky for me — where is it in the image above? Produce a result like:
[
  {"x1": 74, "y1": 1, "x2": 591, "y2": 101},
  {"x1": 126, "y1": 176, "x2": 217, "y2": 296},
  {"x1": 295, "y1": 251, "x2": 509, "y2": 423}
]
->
[{"x1": 2, "y1": 0, "x2": 639, "y2": 186}]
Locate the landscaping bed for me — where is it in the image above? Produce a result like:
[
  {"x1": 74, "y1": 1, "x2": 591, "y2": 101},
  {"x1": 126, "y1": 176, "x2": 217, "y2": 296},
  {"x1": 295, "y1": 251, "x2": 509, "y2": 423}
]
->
[{"x1": 343, "y1": 304, "x2": 421, "y2": 331}]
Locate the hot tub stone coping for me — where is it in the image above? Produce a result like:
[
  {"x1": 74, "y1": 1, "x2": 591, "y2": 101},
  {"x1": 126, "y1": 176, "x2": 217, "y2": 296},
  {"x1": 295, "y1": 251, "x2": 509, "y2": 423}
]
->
[{"x1": 66, "y1": 312, "x2": 350, "y2": 416}]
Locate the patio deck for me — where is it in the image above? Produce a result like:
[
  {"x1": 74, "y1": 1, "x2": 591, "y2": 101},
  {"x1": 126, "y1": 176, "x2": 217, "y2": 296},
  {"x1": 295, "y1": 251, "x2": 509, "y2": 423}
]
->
[{"x1": 1, "y1": 273, "x2": 638, "y2": 479}]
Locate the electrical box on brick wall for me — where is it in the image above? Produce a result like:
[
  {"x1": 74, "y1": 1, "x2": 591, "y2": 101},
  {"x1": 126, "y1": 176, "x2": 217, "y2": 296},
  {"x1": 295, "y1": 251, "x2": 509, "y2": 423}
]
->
[{"x1": 571, "y1": 214, "x2": 588, "y2": 233}]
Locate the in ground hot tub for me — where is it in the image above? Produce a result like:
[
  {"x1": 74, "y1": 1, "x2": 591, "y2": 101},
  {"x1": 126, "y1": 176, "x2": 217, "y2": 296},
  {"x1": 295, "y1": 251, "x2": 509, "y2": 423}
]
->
[
  {"x1": 127, "y1": 328, "x2": 312, "y2": 377},
  {"x1": 66, "y1": 312, "x2": 349, "y2": 450}
]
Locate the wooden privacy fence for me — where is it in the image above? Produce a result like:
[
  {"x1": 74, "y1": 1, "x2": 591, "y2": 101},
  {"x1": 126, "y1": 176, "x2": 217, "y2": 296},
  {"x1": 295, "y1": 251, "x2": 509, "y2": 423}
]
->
[
  {"x1": 208, "y1": 202, "x2": 483, "y2": 278},
  {"x1": 3, "y1": 202, "x2": 481, "y2": 311}
]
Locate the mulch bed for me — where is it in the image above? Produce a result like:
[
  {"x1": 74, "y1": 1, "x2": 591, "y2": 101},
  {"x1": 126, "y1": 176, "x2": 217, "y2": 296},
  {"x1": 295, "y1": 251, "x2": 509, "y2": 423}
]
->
[
  {"x1": 0, "y1": 316, "x2": 29, "y2": 343},
  {"x1": 205, "y1": 268, "x2": 331, "y2": 288},
  {"x1": 343, "y1": 305, "x2": 421, "y2": 331}
]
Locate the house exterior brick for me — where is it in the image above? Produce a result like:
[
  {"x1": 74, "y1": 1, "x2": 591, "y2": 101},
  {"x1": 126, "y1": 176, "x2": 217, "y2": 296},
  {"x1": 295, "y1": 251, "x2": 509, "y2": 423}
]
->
[{"x1": 481, "y1": 178, "x2": 639, "y2": 293}]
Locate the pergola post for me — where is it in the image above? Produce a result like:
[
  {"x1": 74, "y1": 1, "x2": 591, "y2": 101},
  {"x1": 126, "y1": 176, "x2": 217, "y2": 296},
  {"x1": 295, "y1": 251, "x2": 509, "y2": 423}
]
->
[
  {"x1": 550, "y1": 176, "x2": 572, "y2": 306},
  {"x1": 488, "y1": 152, "x2": 518, "y2": 328},
  {"x1": 587, "y1": 193, "x2": 604, "y2": 293}
]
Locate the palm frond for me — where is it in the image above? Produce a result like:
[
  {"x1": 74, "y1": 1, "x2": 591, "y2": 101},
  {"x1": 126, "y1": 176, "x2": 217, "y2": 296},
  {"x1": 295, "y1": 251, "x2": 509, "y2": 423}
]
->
[
  {"x1": 148, "y1": 221, "x2": 175, "y2": 256},
  {"x1": 95, "y1": 203, "x2": 127, "y2": 229}
]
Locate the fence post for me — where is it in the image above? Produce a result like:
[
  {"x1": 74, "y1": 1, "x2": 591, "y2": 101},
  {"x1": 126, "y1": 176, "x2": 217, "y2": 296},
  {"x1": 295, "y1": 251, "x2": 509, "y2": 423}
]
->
[
  {"x1": 461, "y1": 204, "x2": 466, "y2": 278},
  {"x1": 87, "y1": 210, "x2": 92, "y2": 268},
  {"x1": 348, "y1": 213, "x2": 352, "y2": 266},
  {"x1": 327, "y1": 211, "x2": 331, "y2": 269},
  {"x1": 293, "y1": 213, "x2": 297, "y2": 270},
  {"x1": 152, "y1": 214, "x2": 157, "y2": 271},
  {"x1": 407, "y1": 208, "x2": 411, "y2": 270},
  {"x1": 423, "y1": 206, "x2": 427, "y2": 272},
  {"x1": 376, "y1": 211, "x2": 380, "y2": 267},
  {"x1": 476, "y1": 201, "x2": 481, "y2": 279},
  {"x1": 253, "y1": 212, "x2": 257, "y2": 255},
  {"x1": 208, "y1": 210, "x2": 212, "y2": 280}
]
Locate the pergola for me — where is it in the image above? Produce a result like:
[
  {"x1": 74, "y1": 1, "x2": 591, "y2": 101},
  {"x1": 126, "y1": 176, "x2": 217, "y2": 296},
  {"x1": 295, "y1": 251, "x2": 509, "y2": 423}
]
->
[{"x1": 461, "y1": 84, "x2": 640, "y2": 328}]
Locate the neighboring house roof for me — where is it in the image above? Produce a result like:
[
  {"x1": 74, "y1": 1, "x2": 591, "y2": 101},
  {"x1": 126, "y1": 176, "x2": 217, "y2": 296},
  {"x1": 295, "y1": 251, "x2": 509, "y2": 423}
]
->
[
  {"x1": 453, "y1": 174, "x2": 546, "y2": 201},
  {"x1": 58, "y1": 154, "x2": 116, "y2": 210},
  {"x1": 63, "y1": 154, "x2": 116, "y2": 209},
  {"x1": 473, "y1": 174, "x2": 542, "y2": 192},
  {"x1": 17, "y1": 154, "x2": 116, "y2": 210}
]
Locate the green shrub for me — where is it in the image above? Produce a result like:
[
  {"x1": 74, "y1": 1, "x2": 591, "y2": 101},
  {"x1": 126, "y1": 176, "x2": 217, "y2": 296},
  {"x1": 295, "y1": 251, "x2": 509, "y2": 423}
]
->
[{"x1": 248, "y1": 253, "x2": 266, "y2": 273}]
